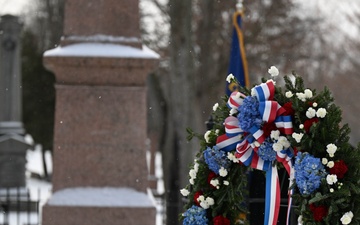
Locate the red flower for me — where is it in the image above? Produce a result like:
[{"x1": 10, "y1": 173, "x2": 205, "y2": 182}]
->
[
  {"x1": 207, "y1": 171, "x2": 218, "y2": 189},
  {"x1": 293, "y1": 147, "x2": 299, "y2": 156},
  {"x1": 303, "y1": 118, "x2": 319, "y2": 133},
  {"x1": 213, "y1": 215, "x2": 231, "y2": 225},
  {"x1": 193, "y1": 191, "x2": 203, "y2": 206},
  {"x1": 262, "y1": 122, "x2": 277, "y2": 137},
  {"x1": 282, "y1": 102, "x2": 295, "y2": 116},
  {"x1": 329, "y1": 160, "x2": 348, "y2": 179},
  {"x1": 309, "y1": 204, "x2": 328, "y2": 222}
]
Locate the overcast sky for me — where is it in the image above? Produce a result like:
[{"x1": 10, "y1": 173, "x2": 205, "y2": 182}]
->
[{"x1": 0, "y1": 0, "x2": 28, "y2": 15}]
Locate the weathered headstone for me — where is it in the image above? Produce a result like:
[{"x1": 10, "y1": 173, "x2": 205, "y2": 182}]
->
[
  {"x1": 0, "y1": 15, "x2": 28, "y2": 188},
  {"x1": 41, "y1": 1, "x2": 159, "y2": 225}
]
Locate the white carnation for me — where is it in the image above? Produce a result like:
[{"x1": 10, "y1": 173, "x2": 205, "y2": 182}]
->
[
  {"x1": 340, "y1": 211, "x2": 353, "y2": 225},
  {"x1": 219, "y1": 167, "x2": 228, "y2": 177},
  {"x1": 298, "y1": 215, "x2": 303, "y2": 225},
  {"x1": 312, "y1": 102, "x2": 318, "y2": 107},
  {"x1": 304, "y1": 89, "x2": 313, "y2": 98},
  {"x1": 226, "y1": 74, "x2": 235, "y2": 83},
  {"x1": 272, "y1": 142, "x2": 283, "y2": 152},
  {"x1": 200, "y1": 201, "x2": 210, "y2": 209},
  {"x1": 189, "y1": 178, "x2": 195, "y2": 185},
  {"x1": 326, "y1": 174, "x2": 338, "y2": 185},
  {"x1": 210, "y1": 179, "x2": 220, "y2": 188},
  {"x1": 296, "y1": 92, "x2": 307, "y2": 102},
  {"x1": 327, "y1": 161, "x2": 335, "y2": 168},
  {"x1": 270, "y1": 130, "x2": 280, "y2": 140},
  {"x1": 205, "y1": 197, "x2": 215, "y2": 206},
  {"x1": 299, "y1": 124, "x2": 304, "y2": 129},
  {"x1": 227, "y1": 152, "x2": 235, "y2": 160},
  {"x1": 212, "y1": 103, "x2": 219, "y2": 111},
  {"x1": 322, "y1": 158, "x2": 328, "y2": 165},
  {"x1": 306, "y1": 107, "x2": 316, "y2": 119},
  {"x1": 180, "y1": 188, "x2": 190, "y2": 196},
  {"x1": 198, "y1": 195, "x2": 214, "y2": 209},
  {"x1": 292, "y1": 132, "x2": 304, "y2": 143},
  {"x1": 326, "y1": 143, "x2": 337, "y2": 156},
  {"x1": 204, "y1": 130, "x2": 211, "y2": 143},
  {"x1": 278, "y1": 136, "x2": 290, "y2": 148},
  {"x1": 189, "y1": 169, "x2": 197, "y2": 179},
  {"x1": 316, "y1": 108, "x2": 327, "y2": 118},
  {"x1": 285, "y1": 91, "x2": 293, "y2": 98},
  {"x1": 268, "y1": 66, "x2": 279, "y2": 77},
  {"x1": 227, "y1": 152, "x2": 239, "y2": 163},
  {"x1": 194, "y1": 161, "x2": 199, "y2": 172},
  {"x1": 197, "y1": 195, "x2": 205, "y2": 202}
]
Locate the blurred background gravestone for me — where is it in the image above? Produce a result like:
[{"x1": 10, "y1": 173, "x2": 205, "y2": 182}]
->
[
  {"x1": 0, "y1": 14, "x2": 29, "y2": 188},
  {"x1": 41, "y1": 0, "x2": 159, "y2": 225}
]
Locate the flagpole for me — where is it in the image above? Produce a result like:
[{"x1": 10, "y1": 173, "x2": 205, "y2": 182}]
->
[
  {"x1": 233, "y1": 0, "x2": 250, "y2": 88},
  {"x1": 226, "y1": 0, "x2": 250, "y2": 95}
]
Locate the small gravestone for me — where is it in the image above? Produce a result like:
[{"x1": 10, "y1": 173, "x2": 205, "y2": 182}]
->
[{"x1": 0, "y1": 15, "x2": 28, "y2": 188}]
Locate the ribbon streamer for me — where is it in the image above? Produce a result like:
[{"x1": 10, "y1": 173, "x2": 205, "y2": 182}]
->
[
  {"x1": 236, "y1": 141, "x2": 294, "y2": 225},
  {"x1": 216, "y1": 134, "x2": 240, "y2": 152}
]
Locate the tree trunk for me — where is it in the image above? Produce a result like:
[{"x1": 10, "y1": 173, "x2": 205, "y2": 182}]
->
[{"x1": 162, "y1": 0, "x2": 200, "y2": 224}]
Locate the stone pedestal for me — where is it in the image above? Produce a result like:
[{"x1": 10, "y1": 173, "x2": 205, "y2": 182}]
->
[
  {"x1": 42, "y1": 44, "x2": 158, "y2": 225},
  {"x1": 0, "y1": 131, "x2": 28, "y2": 187},
  {"x1": 41, "y1": 0, "x2": 159, "y2": 224},
  {"x1": 43, "y1": 187, "x2": 156, "y2": 225}
]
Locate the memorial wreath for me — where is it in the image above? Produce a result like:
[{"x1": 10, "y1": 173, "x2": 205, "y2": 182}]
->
[{"x1": 180, "y1": 67, "x2": 360, "y2": 225}]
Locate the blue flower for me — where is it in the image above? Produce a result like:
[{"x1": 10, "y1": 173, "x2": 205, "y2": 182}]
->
[
  {"x1": 182, "y1": 205, "x2": 208, "y2": 225},
  {"x1": 258, "y1": 140, "x2": 277, "y2": 161},
  {"x1": 294, "y1": 152, "x2": 326, "y2": 195},
  {"x1": 238, "y1": 96, "x2": 262, "y2": 131},
  {"x1": 204, "y1": 146, "x2": 230, "y2": 175}
]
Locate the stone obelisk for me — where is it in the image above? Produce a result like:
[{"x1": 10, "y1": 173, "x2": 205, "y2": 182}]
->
[
  {"x1": 41, "y1": 1, "x2": 159, "y2": 224},
  {"x1": 0, "y1": 15, "x2": 28, "y2": 188}
]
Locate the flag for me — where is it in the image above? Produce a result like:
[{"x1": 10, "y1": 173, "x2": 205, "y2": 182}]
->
[{"x1": 226, "y1": 10, "x2": 249, "y2": 96}]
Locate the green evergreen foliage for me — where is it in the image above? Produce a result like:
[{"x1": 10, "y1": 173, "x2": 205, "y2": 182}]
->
[
  {"x1": 182, "y1": 101, "x2": 249, "y2": 224},
  {"x1": 21, "y1": 29, "x2": 55, "y2": 150},
  {"x1": 279, "y1": 75, "x2": 360, "y2": 223}
]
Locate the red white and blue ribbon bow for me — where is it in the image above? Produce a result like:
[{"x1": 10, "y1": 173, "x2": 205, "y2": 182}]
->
[
  {"x1": 251, "y1": 81, "x2": 293, "y2": 143},
  {"x1": 217, "y1": 80, "x2": 294, "y2": 225}
]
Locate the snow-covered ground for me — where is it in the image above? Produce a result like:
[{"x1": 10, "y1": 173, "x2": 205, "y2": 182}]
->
[
  {"x1": 5, "y1": 176, "x2": 52, "y2": 225},
  {"x1": 152, "y1": 152, "x2": 166, "y2": 225}
]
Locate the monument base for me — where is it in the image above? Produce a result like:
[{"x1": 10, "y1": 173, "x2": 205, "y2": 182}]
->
[{"x1": 42, "y1": 187, "x2": 156, "y2": 225}]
